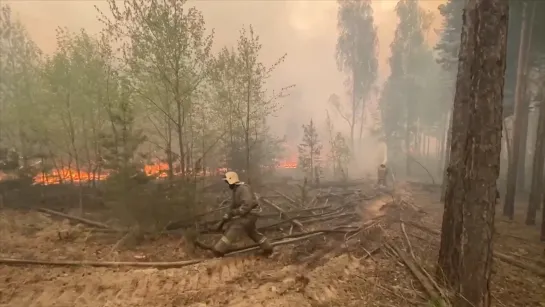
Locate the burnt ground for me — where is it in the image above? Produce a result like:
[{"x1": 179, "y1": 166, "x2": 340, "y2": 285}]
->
[{"x1": 0, "y1": 182, "x2": 543, "y2": 307}]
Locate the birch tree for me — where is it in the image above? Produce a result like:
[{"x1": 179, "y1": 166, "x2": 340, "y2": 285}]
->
[{"x1": 335, "y1": 0, "x2": 378, "y2": 149}]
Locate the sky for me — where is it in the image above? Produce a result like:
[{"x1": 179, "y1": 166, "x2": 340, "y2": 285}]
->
[{"x1": 6, "y1": 0, "x2": 446, "y2": 142}]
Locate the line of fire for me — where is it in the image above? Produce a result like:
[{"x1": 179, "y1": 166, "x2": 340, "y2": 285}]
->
[{"x1": 0, "y1": 150, "x2": 299, "y2": 185}]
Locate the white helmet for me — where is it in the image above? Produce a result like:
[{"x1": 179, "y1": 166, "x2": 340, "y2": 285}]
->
[{"x1": 223, "y1": 171, "x2": 240, "y2": 185}]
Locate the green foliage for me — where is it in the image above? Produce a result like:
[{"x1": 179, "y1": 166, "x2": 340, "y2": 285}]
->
[
  {"x1": 0, "y1": 148, "x2": 19, "y2": 172},
  {"x1": 336, "y1": 0, "x2": 378, "y2": 101},
  {"x1": 98, "y1": 0, "x2": 215, "y2": 176},
  {"x1": 209, "y1": 26, "x2": 292, "y2": 178},
  {"x1": 0, "y1": 1, "x2": 294, "y2": 233},
  {"x1": 330, "y1": 132, "x2": 351, "y2": 179},
  {"x1": 98, "y1": 78, "x2": 147, "y2": 177},
  {"x1": 335, "y1": 0, "x2": 378, "y2": 146},
  {"x1": 380, "y1": 0, "x2": 433, "y2": 151},
  {"x1": 324, "y1": 111, "x2": 351, "y2": 178},
  {"x1": 436, "y1": 0, "x2": 545, "y2": 116},
  {"x1": 435, "y1": 0, "x2": 464, "y2": 72},
  {"x1": 298, "y1": 119, "x2": 322, "y2": 179},
  {"x1": 0, "y1": 5, "x2": 44, "y2": 166}
]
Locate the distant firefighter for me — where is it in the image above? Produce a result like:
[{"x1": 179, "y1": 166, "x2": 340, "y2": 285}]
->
[{"x1": 377, "y1": 164, "x2": 388, "y2": 186}]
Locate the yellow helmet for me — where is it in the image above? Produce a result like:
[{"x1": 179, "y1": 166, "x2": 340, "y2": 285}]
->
[{"x1": 223, "y1": 171, "x2": 240, "y2": 185}]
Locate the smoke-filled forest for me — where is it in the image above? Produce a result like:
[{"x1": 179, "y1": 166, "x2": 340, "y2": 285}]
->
[{"x1": 0, "y1": 1, "x2": 544, "y2": 307}]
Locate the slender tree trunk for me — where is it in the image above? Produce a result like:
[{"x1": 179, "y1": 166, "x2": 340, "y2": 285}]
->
[
  {"x1": 426, "y1": 134, "x2": 430, "y2": 159},
  {"x1": 176, "y1": 101, "x2": 185, "y2": 177},
  {"x1": 516, "y1": 4, "x2": 536, "y2": 193},
  {"x1": 65, "y1": 92, "x2": 84, "y2": 215},
  {"x1": 503, "y1": 120, "x2": 512, "y2": 165},
  {"x1": 437, "y1": 117, "x2": 445, "y2": 176},
  {"x1": 350, "y1": 74, "x2": 357, "y2": 151},
  {"x1": 541, "y1": 183, "x2": 545, "y2": 240},
  {"x1": 358, "y1": 98, "x2": 365, "y2": 148},
  {"x1": 437, "y1": 2, "x2": 508, "y2": 307},
  {"x1": 245, "y1": 72, "x2": 251, "y2": 184},
  {"x1": 526, "y1": 98, "x2": 545, "y2": 225},
  {"x1": 503, "y1": 2, "x2": 532, "y2": 218},
  {"x1": 405, "y1": 110, "x2": 412, "y2": 177}
]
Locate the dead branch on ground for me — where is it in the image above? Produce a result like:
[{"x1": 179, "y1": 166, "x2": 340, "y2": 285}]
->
[
  {"x1": 37, "y1": 208, "x2": 112, "y2": 229},
  {"x1": 0, "y1": 257, "x2": 204, "y2": 268},
  {"x1": 258, "y1": 196, "x2": 305, "y2": 230},
  {"x1": 386, "y1": 242, "x2": 447, "y2": 307},
  {"x1": 403, "y1": 221, "x2": 545, "y2": 278}
]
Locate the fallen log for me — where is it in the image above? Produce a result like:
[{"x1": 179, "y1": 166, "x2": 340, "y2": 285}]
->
[
  {"x1": 494, "y1": 252, "x2": 545, "y2": 278},
  {"x1": 226, "y1": 232, "x2": 326, "y2": 257},
  {"x1": 165, "y1": 205, "x2": 229, "y2": 230},
  {"x1": 0, "y1": 258, "x2": 203, "y2": 268},
  {"x1": 310, "y1": 179, "x2": 367, "y2": 188},
  {"x1": 403, "y1": 221, "x2": 545, "y2": 278},
  {"x1": 37, "y1": 208, "x2": 111, "y2": 229},
  {"x1": 258, "y1": 196, "x2": 305, "y2": 230},
  {"x1": 0, "y1": 233, "x2": 337, "y2": 268},
  {"x1": 194, "y1": 226, "x2": 361, "y2": 253},
  {"x1": 272, "y1": 190, "x2": 298, "y2": 207},
  {"x1": 300, "y1": 212, "x2": 357, "y2": 226},
  {"x1": 386, "y1": 242, "x2": 446, "y2": 306}
]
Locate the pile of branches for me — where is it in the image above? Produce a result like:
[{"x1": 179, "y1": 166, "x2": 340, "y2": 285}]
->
[
  {"x1": 1, "y1": 180, "x2": 406, "y2": 265},
  {"x1": 165, "y1": 183, "x2": 381, "y2": 239}
]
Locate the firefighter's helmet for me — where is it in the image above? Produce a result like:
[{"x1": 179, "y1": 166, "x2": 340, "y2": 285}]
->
[{"x1": 223, "y1": 171, "x2": 240, "y2": 185}]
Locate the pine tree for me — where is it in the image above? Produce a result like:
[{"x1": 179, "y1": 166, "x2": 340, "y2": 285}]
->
[
  {"x1": 330, "y1": 132, "x2": 351, "y2": 179},
  {"x1": 298, "y1": 119, "x2": 322, "y2": 180},
  {"x1": 435, "y1": 0, "x2": 465, "y2": 73},
  {"x1": 437, "y1": 1, "x2": 508, "y2": 303},
  {"x1": 379, "y1": 0, "x2": 429, "y2": 176}
]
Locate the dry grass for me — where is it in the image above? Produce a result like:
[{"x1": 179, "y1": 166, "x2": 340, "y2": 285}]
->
[{"x1": 0, "y1": 184, "x2": 543, "y2": 307}]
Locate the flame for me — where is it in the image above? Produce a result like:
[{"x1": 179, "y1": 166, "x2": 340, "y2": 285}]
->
[
  {"x1": 144, "y1": 163, "x2": 170, "y2": 177},
  {"x1": 277, "y1": 146, "x2": 298, "y2": 169},
  {"x1": 2, "y1": 159, "x2": 300, "y2": 186},
  {"x1": 29, "y1": 162, "x2": 230, "y2": 185},
  {"x1": 277, "y1": 160, "x2": 297, "y2": 169},
  {"x1": 32, "y1": 167, "x2": 111, "y2": 185},
  {"x1": 32, "y1": 163, "x2": 173, "y2": 185}
]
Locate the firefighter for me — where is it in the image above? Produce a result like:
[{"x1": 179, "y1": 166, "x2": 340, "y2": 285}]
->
[
  {"x1": 212, "y1": 171, "x2": 274, "y2": 257},
  {"x1": 377, "y1": 164, "x2": 388, "y2": 186}
]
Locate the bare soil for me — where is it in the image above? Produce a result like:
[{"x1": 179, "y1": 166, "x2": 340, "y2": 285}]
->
[{"x1": 0, "y1": 184, "x2": 544, "y2": 307}]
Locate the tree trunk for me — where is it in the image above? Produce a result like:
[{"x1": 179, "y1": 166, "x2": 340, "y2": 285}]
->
[
  {"x1": 437, "y1": 116, "x2": 446, "y2": 176},
  {"x1": 503, "y1": 120, "x2": 512, "y2": 165},
  {"x1": 176, "y1": 101, "x2": 186, "y2": 177},
  {"x1": 245, "y1": 71, "x2": 252, "y2": 184},
  {"x1": 405, "y1": 110, "x2": 412, "y2": 177},
  {"x1": 440, "y1": 111, "x2": 452, "y2": 203},
  {"x1": 516, "y1": 4, "x2": 536, "y2": 193},
  {"x1": 426, "y1": 134, "x2": 430, "y2": 159},
  {"x1": 542, "y1": 187, "x2": 545, "y2": 241},
  {"x1": 350, "y1": 74, "x2": 357, "y2": 152},
  {"x1": 503, "y1": 2, "x2": 532, "y2": 218},
  {"x1": 526, "y1": 98, "x2": 545, "y2": 225},
  {"x1": 437, "y1": 2, "x2": 508, "y2": 307}
]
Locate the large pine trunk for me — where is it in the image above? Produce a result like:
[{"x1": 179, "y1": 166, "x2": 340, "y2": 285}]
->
[
  {"x1": 437, "y1": 1, "x2": 508, "y2": 306},
  {"x1": 527, "y1": 91, "x2": 545, "y2": 225}
]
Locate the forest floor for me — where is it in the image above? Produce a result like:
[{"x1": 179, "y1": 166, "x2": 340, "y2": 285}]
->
[{"x1": 0, "y1": 182, "x2": 544, "y2": 307}]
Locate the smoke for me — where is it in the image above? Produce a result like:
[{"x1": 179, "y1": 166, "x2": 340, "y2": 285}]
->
[{"x1": 7, "y1": 0, "x2": 447, "y2": 179}]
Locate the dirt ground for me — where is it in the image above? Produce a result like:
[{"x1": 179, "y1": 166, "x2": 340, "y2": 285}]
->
[{"x1": 0, "y1": 185, "x2": 544, "y2": 307}]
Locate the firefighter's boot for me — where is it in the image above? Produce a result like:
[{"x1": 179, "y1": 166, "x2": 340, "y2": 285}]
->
[
  {"x1": 212, "y1": 236, "x2": 231, "y2": 258},
  {"x1": 258, "y1": 237, "x2": 274, "y2": 257}
]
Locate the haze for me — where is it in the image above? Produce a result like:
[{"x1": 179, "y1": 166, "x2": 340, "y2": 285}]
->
[{"x1": 8, "y1": 0, "x2": 445, "y2": 138}]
